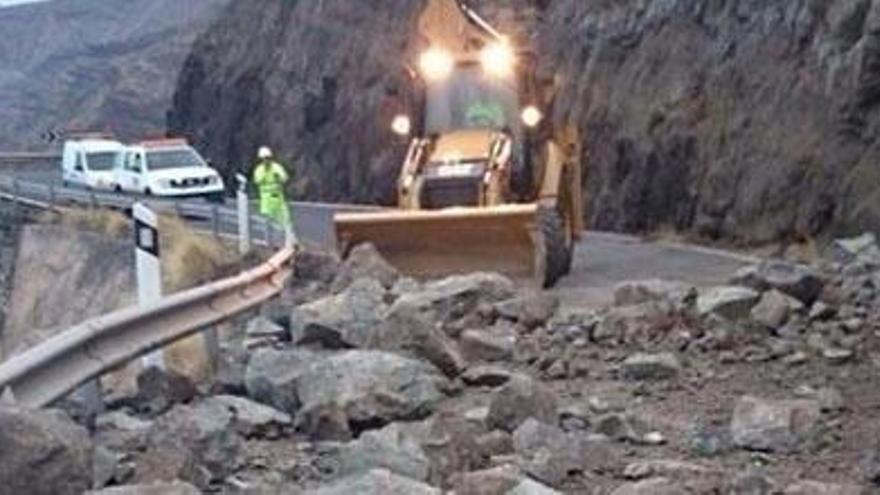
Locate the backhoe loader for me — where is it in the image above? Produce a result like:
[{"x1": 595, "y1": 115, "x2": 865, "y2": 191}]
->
[{"x1": 334, "y1": 0, "x2": 583, "y2": 287}]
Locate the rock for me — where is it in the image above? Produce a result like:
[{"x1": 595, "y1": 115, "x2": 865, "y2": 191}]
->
[
  {"x1": 697, "y1": 286, "x2": 761, "y2": 320},
  {"x1": 462, "y1": 365, "x2": 514, "y2": 387},
  {"x1": 613, "y1": 279, "x2": 694, "y2": 307},
  {"x1": 293, "y1": 249, "x2": 341, "y2": 286},
  {"x1": 453, "y1": 464, "x2": 522, "y2": 495},
  {"x1": 461, "y1": 325, "x2": 517, "y2": 363},
  {"x1": 822, "y1": 347, "x2": 854, "y2": 365},
  {"x1": 0, "y1": 407, "x2": 93, "y2": 495},
  {"x1": 338, "y1": 423, "x2": 431, "y2": 481},
  {"x1": 809, "y1": 302, "x2": 837, "y2": 321},
  {"x1": 685, "y1": 422, "x2": 733, "y2": 457},
  {"x1": 395, "y1": 273, "x2": 515, "y2": 332},
  {"x1": 92, "y1": 445, "x2": 119, "y2": 490},
  {"x1": 783, "y1": 481, "x2": 869, "y2": 495},
  {"x1": 494, "y1": 292, "x2": 559, "y2": 330},
  {"x1": 726, "y1": 470, "x2": 777, "y2": 495},
  {"x1": 309, "y1": 468, "x2": 441, "y2": 495},
  {"x1": 507, "y1": 478, "x2": 564, "y2": 494},
  {"x1": 199, "y1": 395, "x2": 291, "y2": 439},
  {"x1": 85, "y1": 481, "x2": 201, "y2": 495},
  {"x1": 833, "y1": 233, "x2": 880, "y2": 267},
  {"x1": 622, "y1": 460, "x2": 715, "y2": 481},
  {"x1": 372, "y1": 297, "x2": 466, "y2": 377},
  {"x1": 512, "y1": 418, "x2": 615, "y2": 486},
  {"x1": 135, "y1": 403, "x2": 239, "y2": 487},
  {"x1": 244, "y1": 347, "x2": 323, "y2": 414},
  {"x1": 245, "y1": 316, "x2": 287, "y2": 339},
  {"x1": 94, "y1": 411, "x2": 152, "y2": 452},
  {"x1": 418, "y1": 411, "x2": 487, "y2": 483},
  {"x1": 751, "y1": 290, "x2": 803, "y2": 329},
  {"x1": 331, "y1": 243, "x2": 400, "y2": 293},
  {"x1": 594, "y1": 413, "x2": 640, "y2": 443},
  {"x1": 296, "y1": 350, "x2": 447, "y2": 438},
  {"x1": 731, "y1": 262, "x2": 826, "y2": 305},
  {"x1": 289, "y1": 278, "x2": 386, "y2": 349},
  {"x1": 558, "y1": 403, "x2": 591, "y2": 432},
  {"x1": 861, "y1": 441, "x2": 880, "y2": 485},
  {"x1": 730, "y1": 396, "x2": 821, "y2": 453},
  {"x1": 611, "y1": 477, "x2": 682, "y2": 495},
  {"x1": 487, "y1": 374, "x2": 558, "y2": 432},
  {"x1": 620, "y1": 352, "x2": 681, "y2": 381},
  {"x1": 592, "y1": 302, "x2": 674, "y2": 343},
  {"x1": 135, "y1": 366, "x2": 198, "y2": 415}
]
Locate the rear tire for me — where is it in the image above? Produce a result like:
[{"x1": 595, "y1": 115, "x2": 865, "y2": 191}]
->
[{"x1": 538, "y1": 207, "x2": 573, "y2": 288}]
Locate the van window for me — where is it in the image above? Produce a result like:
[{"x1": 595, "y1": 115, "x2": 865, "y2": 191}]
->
[
  {"x1": 126, "y1": 152, "x2": 144, "y2": 172},
  {"x1": 146, "y1": 148, "x2": 205, "y2": 170},
  {"x1": 86, "y1": 152, "x2": 117, "y2": 171}
]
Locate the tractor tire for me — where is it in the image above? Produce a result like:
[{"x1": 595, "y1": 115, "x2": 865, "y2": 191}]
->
[{"x1": 538, "y1": 207, "x2": 572, "y2": 288}]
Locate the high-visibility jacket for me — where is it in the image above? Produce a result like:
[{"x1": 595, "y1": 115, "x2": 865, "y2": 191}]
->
[{"x1": 253, "y1": 160, "x2": 289, "y2": 196}]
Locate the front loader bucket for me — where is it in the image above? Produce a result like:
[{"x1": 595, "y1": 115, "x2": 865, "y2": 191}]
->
[{"x1": 334, "y1": 204, "x2": 542, "y2": 284}]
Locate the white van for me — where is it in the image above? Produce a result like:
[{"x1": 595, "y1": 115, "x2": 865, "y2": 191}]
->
[
  {"x1": 114, "y1": 139, "x2": 225, "y2": 201},
  {"x1": 61, "y1": 138, "x2": 126, "y2": 190}
]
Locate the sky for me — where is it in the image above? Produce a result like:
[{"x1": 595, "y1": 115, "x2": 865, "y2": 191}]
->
[{"x1": 0, "y1": 0, "x2": 50, "y2": 6}]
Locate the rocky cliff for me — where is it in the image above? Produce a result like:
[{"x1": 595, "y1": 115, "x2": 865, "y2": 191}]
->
[
  {"x1": 0, "y1": 0, "x2": 230, "y2": 149},
  {"x1": 170, "y1": 0, "x2": 880, "y2": 243}
]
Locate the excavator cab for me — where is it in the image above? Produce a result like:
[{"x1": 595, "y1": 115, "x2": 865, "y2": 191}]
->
[{"x1": 335, "y1": 0, "x2": 583, "y2": 287}]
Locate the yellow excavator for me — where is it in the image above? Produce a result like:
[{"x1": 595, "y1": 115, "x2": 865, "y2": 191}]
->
[{"x1": 334, "y1": 0, "x2": 583, "y2": 287}]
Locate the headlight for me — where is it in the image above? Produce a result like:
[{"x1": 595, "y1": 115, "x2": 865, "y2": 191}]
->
[
  {"x1": 391, "y1": 115, "x2": 412, "y2": 136},
  {"x1": 481, "y1": 42, "x2": 515, "y2": 78},
  {"x1": 521, "y1": 106, "x2": 543, "y2": 128},
  {"x1": 420, "y1": 48, "x2": 453, "y2": 80}
]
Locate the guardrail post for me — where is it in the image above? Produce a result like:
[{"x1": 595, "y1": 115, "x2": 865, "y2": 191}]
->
[
  {"x1": 11, "y1": 178, "x2": 20, "y2": 217},
  {"x1": 90, "y1": 191, "x2": 98, "y2": 209},
  {"x1": 211, "y1": 204, "x2": 220, "y2": 239},
  {"x1": 236, "y1": 174, "x2": 251, "y2": 254},
  {"x1": 134, "y1": 203, "x2": 166, "y2": 370},
  {"x1": 266, "y1": 219, "x2": 275, "y2": 248}
]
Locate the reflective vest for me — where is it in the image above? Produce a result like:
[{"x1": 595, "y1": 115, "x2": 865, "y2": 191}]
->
[{"x1": 253, "y1": 160, "x2": 289, "y2": 196}]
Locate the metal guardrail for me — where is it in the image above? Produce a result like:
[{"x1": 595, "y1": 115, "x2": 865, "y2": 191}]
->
[
  {"x1": 0, "y1": 174, "x2": 296, "y2": 408},
  {"x1": 0, "y1": 247, "x2": 294, "y2": 408}
]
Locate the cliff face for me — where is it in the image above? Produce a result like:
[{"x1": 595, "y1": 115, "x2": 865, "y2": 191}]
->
[
  {"x1": 0, "y1": 0, "x2": 229, "y2": 149},
  {"x1": 170, "y1": 0, "x2": 880, "y2": 242}
]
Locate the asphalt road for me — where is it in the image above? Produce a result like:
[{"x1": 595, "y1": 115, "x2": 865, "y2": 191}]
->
[{"x1": 1, "y1": 160, "x2": 753, "y2": 308}]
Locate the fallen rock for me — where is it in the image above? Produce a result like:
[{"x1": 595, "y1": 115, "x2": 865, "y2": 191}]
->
[
  {"x1": 309, "y1": 468, "x2": 441, "y2": 494},
  {"x1": 0, "y1": 407, "x2": 93, "y2": 495},
  {"x1": 85, "y1": 481, "x2": 201, "y2": 494},
  {"x1": 487, "y1": 374, "x2": 558, "y2": 432},
  {"x1": 93, "y1": 445, "x2": 119, "y2": 489},
  {"x1": 199, "y1": 395, "x2": 291, "y2": 439},
  {"x1": 372, "y1": 297, "x2": 466, "y2": 377},
  {"x1": 592, "y1": 301, "x2": 676, "y2": 343},
  {"x1": 94, "y1": 411, "x2": 152, "y2": 452},
  {"x1": 697, "y1": 286, "x2": 761, "y2": 320},
  {"x1": 462, "y1": 365, "x2": 514, "y2": 387},
  {"x1": 611, "y1": 477, "x2": 682, "y2": 495},
  {"x1": 751, "y1": 290, "x2": 803, "y2": 329},
  {"x1": 622, "y1": 459, "x2": 715, "y2": 481},
  {"x1": 135, "y1": 403, "x2": 239, "y2": 487},
  {"x1": 245, "y1": 316, "x2": 287, "y2": 339},
  {"x1": 331, "y1": 243, "x2": 400, "y2": 293},
  {"x1": 338, "y1": 423, "x2": 431, "y2": 481},
  {"x1": 833, "y1": 233, "x2": 880, "y2": 267},
  {"x1": 620, "y1": 352, "x2": 681, "y2": 381},
  {"x1": 730, "y1": 396, "x2": 821, "y2": 453},
  {"x1": 513, "y1": 418, "x2": 615, "y2": 486},
  {"x1": 289, "y1": 278, "x2": 386, "y2": 349},
  {"x1": 452, "y1": 464, "x2": 521, "y2": 494},
  {"x1": 395, "y1": 273, "x2": 515, "y2": 332},
  {"x1": 783, "y1": 481, "x2": 869, "y2": 495},
  {"x1": 726, "y1": 470, "x2": 777, "y2": 495},
  {"x1": 494, "y1": 292, "x2": 559, "y2": 330},
  {"x1": 296, "y1": 350, "x2": 447, "y2": 438},
  {"x1": 731, "y1": 261, "x2": 826, "y2": 305},
  {"x1": 418, "y1": 411, "x2": 487, "y2": 483},
  {"x1": 507, "y1": 478, "x2": 564, "y2": 494},
  {"x1": 135, "y1": 366, "x2": 198, "y2": 415},
  {"x1": 244, "y1": 347, "x2": 323, "y2": 414},
  {"x1": 613, "y1": 279, "x2": 694, "y2": 307},
  {"x1": 461, "y1": 325, "x2": 517, "y2": 363}
]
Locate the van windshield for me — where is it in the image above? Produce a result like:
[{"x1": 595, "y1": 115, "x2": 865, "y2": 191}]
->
[
  {"x1": 146, "y1": 148, "x2": 205, "y2": 171},
  {"x1": 85, "y1": 152, "x2": 118, "y2": 171}
]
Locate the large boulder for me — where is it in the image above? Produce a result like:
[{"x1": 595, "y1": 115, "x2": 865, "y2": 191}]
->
[
  {"x1": 289, "y1": 278, "x2": 386, "y2": 349},
  {"x1": 487, "y1": 374, "x2": 558, "y2": 433},
  {"x1": 133, "y1": 403, "x2": 239, "y2": 487},
  {"x1": 296, "y1": 350, "x2": 448, "y2": 438},
  {"x1": 134, "y1": 366, "x2": 198, "y2": 415},
  {"x1": 244, "y1": 347, "x2": 324, "y2": 414},
  {"x1": 198, "y1": 395, "x2": 291, "y2": 439},
  {"x1": 338, "y1": 423, "x2": 431, "y2": 481},
  {"x1": 731, "y1": 262, "x2": 826, "y2": 305},
  {"x1": 697, "y1": 286, "x2": 761, "y2": 320},
  {"x1": 494, "y1": 292, "x2": 560, "y2": 330},
  {"x1": 309, "y1": 468, "x2": 441, "y2": 495},
  {"x1": 371, "y1": 297, "x2": 466, "y2": 377},
  {"x1": 750, "y1": 290, "x2": 804, "y2": 330},
  {"x1": 512, "y1": 418, "x2": 616, "y2": 486},
  {"x1": 460, "y1": 324, "x2": 518, "y2": 363},
  {"x1": 331, "y1": 243, "x2": 400, "y2": 293},
  {"x1": 730, "y1": 396, "x2": 821, "y2": 453},
  {"x1": 94, "y1": 411, "x2": 153, "y2": 453},
  {"x1": 0, "y1": 407, "x2": 93, "y2": 495}
]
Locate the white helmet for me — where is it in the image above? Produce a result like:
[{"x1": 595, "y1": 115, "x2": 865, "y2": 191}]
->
[{"x1": 258, "y1": 146, "x2": 273, "y2": 159}]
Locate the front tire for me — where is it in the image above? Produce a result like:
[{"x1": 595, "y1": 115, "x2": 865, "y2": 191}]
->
[{"x1": 538, "y1": 207, "x2": 573, "y2": 288}]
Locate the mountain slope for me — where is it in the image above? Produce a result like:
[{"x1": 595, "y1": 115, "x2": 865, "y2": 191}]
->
[{"x1": 0, "y1": 0, "x2": 230, "y2": 149}]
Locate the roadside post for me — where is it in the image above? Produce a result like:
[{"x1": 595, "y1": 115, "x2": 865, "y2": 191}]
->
[
  {"x1": 236, "y1": 173, "x2": 251, "y2": 254},
  {"x1": 134, "y1": 202, "x2": 165, "y2": 370}
]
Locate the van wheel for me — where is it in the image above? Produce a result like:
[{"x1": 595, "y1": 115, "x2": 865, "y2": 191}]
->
[
  {"x1": 114, "y1": 184, "x2": 122, "y2": 193},
  {"x1": 144, "y1": 188, "x2": 152, "y2": 196}
]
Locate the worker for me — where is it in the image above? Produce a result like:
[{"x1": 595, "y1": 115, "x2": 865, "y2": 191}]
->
[
  {"x1": 252, "y1": 146, "x2": 296, "y2": 245},
  {"x1": 465, "y1": 99, "x2": 506, "y2": 129}
]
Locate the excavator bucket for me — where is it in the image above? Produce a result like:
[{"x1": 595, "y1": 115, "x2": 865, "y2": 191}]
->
[{"x1": 334, "y1": 204, "x2": 542, "y2": 283}]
